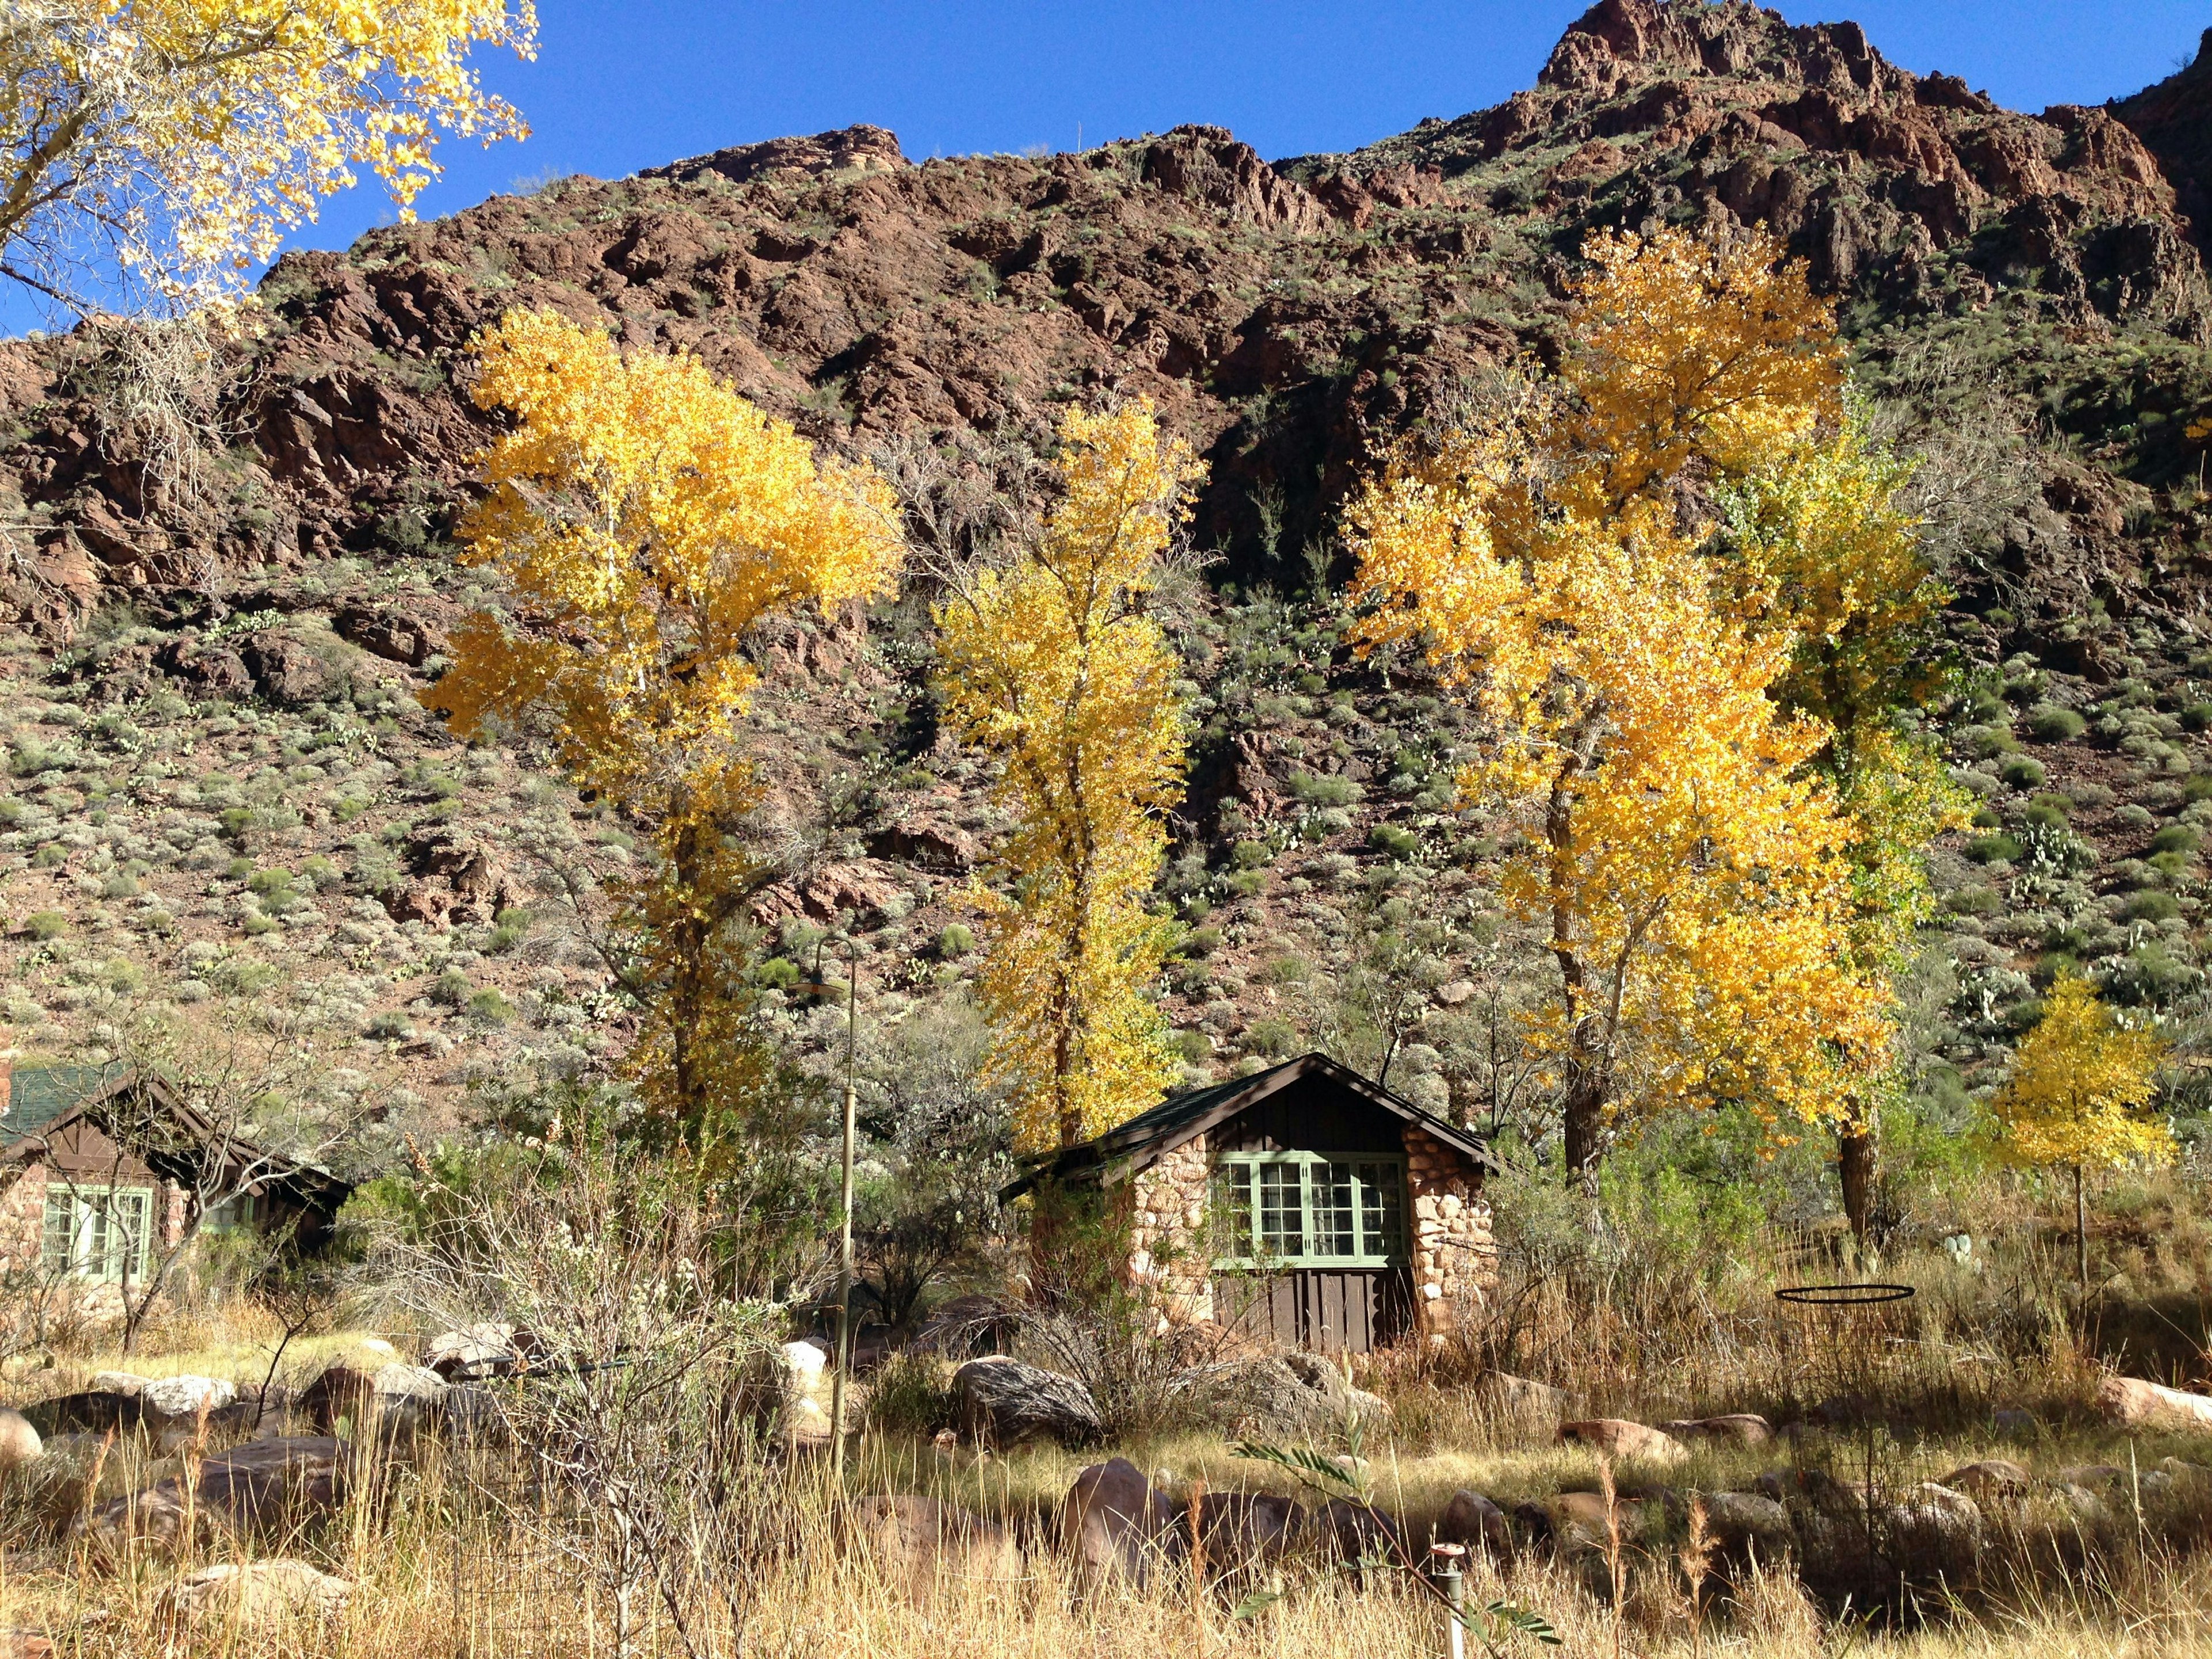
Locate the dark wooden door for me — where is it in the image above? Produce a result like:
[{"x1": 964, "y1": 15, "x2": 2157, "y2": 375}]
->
[{"x1": 1213, "y1": 1267, "x2": 1412, "y2": 1354}]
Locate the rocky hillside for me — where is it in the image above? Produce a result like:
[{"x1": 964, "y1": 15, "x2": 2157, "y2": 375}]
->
[{"x1": 2, "y1": 0, "x2": 2211, "y2": 1182}]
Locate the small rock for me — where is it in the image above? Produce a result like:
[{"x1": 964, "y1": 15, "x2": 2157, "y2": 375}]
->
[
  {"x1": 2056, "y1": 1464, "x2": 2128, "y2": 1490},
  {"x1": 139, "y1": 1374, "x2": 236, "y2": 1421},
  {"x1": 1476, "y1": 1370, "x2": 1571, "y2": 1428},
  {"x1": 1559, "y1": 1419, "x2": 1688, "y2": 1465},
  {"x1": 1692, "y1": 1491, "x2": 1791, "y2": 1556},
  {"x1": 1659, "y1": 1414, "x2": 1774, "y2": 1448},
  {"x1": 165, "y1": 1560, "x2": 353, "y2": 1625},
  {"x1": 1546, "y1": 1490, "x2": 1646, "y2": 1552},
  {"x1": 372, "y1": 1362, "x2": 448, "y2": 1402},
  {"x1": 0, "y1": 1409, "x2": 41, "y2": 1469},
  {"x1": 1891, "y1": 1481, "x2": 1982, "y2": 1541},
  {"x1": 1939, "y1": 1459, "x2": 2031, "y2": 1499},
  {"x1": 1434, "y1": 1488, "x2": 1510, "y2": 1557},
  {"x1": 2051, "y1": 1482, "x2": 2107, "y2": 1522}
]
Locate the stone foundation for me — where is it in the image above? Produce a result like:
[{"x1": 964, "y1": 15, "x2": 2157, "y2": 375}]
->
[
  {"x1": 0, "y1": 1162, "x2": 46, "y2": 1275},
  {"x1": 1403, "y1": 1124, "x2": 1497, "y2": 1343}
]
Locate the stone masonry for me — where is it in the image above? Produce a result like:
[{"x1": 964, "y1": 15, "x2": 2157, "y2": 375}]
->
[
  {"x1": 1123, "y1": 1135, "x2": 1213, "y2": 1332},
  {"x1": 0, "y1": 1162, "x2": 46, "y2": 1275},
  {"x1": 1403, "y1": 1124, "x2": 1497, "y2": 1343}
]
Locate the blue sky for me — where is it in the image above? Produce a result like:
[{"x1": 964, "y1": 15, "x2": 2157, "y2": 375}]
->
[{"x1": 11, "y1": 1, "x2": 2209, "y2": 332}]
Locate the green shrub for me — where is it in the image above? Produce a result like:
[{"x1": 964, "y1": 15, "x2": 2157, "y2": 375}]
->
[
  {"x1": 865, "y1": 1351, "x2": 959, "y2": 1438},
  {"x1": 753, "y1": 956, "x2": 801, "y2": 990},
  {"x1": 247, "y1": 867, "x2": 294, "y2": 897},
  {"x1": 0, "y1": 798, "x2": 21, "y2": 827},
  {"x1": 2028, "y1": 705, "x2": 2088, "y2": 741},
  {"x1": 430, "y1": 968, "x2": 473, "y2": 1008},
  {"x1": 934, "y1": 923, "x2": 975, "y2": 959},
  {"x1": 365, "y1": 1010, "x2": 411, "y2": 1039},
  {"x1": 1226, "y1": 868, "x2": 1269, "y2": 896},
  {"x1": 2106, "y1": 942, "x2": 2199, "y2": 1006},
  {"x1": 1368, "y1": 824, "x2": 1421, "y2": 861},
  {"x1": 1261, "y1": 954, "x2": 1310, "y2": 986},
  {"x1": 2125, "y1": 890, "x2": 2181, "y2": 922},
  {"x1": 466, "y1": 989, "x2": 514, "y2": 1024},
  {"x1": 2183, "y1": 703, "x2": 2212, "y2": 733},
  {"x1": 242, "y1": 913, "x2": 279, "y2": 935},
  {"x1": 1998, "y1": 755, "x2": 2046, "y2": 790},
  {"x1": 218, "y1": 805, "x2": 254, "y2": 842},
  {"x1": 99, "y1": 872, "x2": 138, "y2": 900},
  {"x1": 31, "y1": 844, "x2": 65, "y2": 869},
  {"x1": 2150, "y1": 850, "x2": 2192, "y2": 878},
  {"x1": 1969, "y1": 806, "x2": 2002, "y2": 829},
  {"x1": 2022, "y1": 801, "x2": 2069, "y2": 829},
  {"x1": 22, "y1": 911, "x2": 67, "y2": 940},
  {"x1": 1965, "y1": 833, "x2": 2024, "y2": 864},
  {"x1": 2186, "y1": 774, "x2": 2212, "y2": 803},
  {"x1": 1289, "y1": 770, "x2": 1361, "y2": 807},
  {"x1": 1231, "y1": 840, "x2": 1273, "y2": 870},
  {"x1": 1171, "y1": 1028, "x2": 1211, "y2": 1064},
  {"x1": 1243, "y1": 1016, "x2": 1300, "y2": 1058},
  {"x1": 2150, "y1": 824, "x2": 2200, "y2": 855},
  {"x1": 1181, "y1": 926, "x2": 1222, "y2": 957},
  {"x1": 1943, "y1": 885, "x2": 2003, "y2": 916}
]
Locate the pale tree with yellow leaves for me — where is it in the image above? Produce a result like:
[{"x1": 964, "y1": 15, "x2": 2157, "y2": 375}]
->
[
  {"x1": 935, "y1": 402, "x2": 1203, "y2": 1152},
  {"x1": 426, "y1": 308, "x2": 903, "y2": 1139},
  {"x1": 2, "y1": 0, "x2": 535, "y2": 315},
  {"x1": 1993, "y1": 976, "x2": 2171, "y2": 1290},
  {"x1": 1346, "y1": 226, "x2": 1951, "y2": 1187}
]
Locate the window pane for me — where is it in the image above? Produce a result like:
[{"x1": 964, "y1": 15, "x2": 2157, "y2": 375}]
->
[
  {"x1": 1257, "y1": 1162, "x2": 1304, "y2": 1259},
  {"x1": 112, "y1": 1191, "x2": 149, "y2": 1282},
  {"x1": 1359, "y1": 1163, "x2": 1404, "y2": 1256},
  {"x1": 1212, "y1": 1164, "x2": 1255, "y2": 1259},
  {"x1": 1314, "y1": 1162, "x2": 1357, "y2": 1257},
  {"x1": 40, "y1": 1192, "x2": 75, "y2": 1273},
  {"x1": 83, "y1": 1202, "x2": 110, "y2": 1279}
]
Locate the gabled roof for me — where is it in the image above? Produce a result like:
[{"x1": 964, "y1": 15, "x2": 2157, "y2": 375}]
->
[
  {"x1": 1, "y1": 1063, "x2": 134, "y2": 1141},
  {"x1": 1, "y1": 1064, "x2": 352, "y2": 1214},
  {"x1": 1002, "y1": 1051, "x2": 1494, "y2": 1199}
]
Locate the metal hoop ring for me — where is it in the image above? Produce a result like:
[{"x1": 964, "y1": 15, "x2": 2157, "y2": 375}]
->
[{"x1": 1774, "y1": 1282, "x2": 1916, "y2": 1306}]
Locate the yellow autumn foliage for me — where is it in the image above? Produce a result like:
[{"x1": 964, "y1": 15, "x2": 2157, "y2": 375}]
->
[
  {"x1": 1345, "y1": 226, "x2": 1927, "y2": 1172},
  {"x1": 1993, "y1": 977, "x2": 2172, "y2": 1172},
  {"x1": 4, "y1": 0, "x2": 535, "y2": 307},
  {"x1": 935, "y1": 402, "x2": 1203, "y2": 1152},
  {"x1": 426, "y1": 308, "x2": 903, "y2": 1128}
]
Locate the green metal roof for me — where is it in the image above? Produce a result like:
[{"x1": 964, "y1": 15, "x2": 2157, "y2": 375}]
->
[{"x1": 1, "y1": 1063, "x2": 129, "y2": 1141}]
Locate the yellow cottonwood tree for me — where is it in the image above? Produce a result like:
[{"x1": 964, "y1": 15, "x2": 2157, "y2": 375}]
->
[
  {"x1": 1993, "y1": 976, "x2": 2171, "y2": 1287},
  {"x1": 1346, "y1": 226, "x2": 1921, "y2": 1182},
  {"x1": 425, "y1": 308, "x2": 903, "y2": 1133},
  {"x1": 935, "y1": 401, "x2": 1203, "y2": 1152},
  {"x1": 3, "y1": 0, "x2": 535, "y2": 313}
]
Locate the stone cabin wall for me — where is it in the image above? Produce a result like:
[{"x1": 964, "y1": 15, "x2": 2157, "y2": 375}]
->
[
  {"x1": 1402, "y1": 1124, "x2": 1497, "y2": 1343},
  {"x1": 1123, "y1": 1134, "x2": 1212, "y2": 1332}
]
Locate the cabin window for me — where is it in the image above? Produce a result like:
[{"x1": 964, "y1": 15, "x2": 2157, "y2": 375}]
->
[
  {"x1": 39, "y1": 1185, "x2": 154, "y2": 1283},
  {"x1": 1211, "y1": 1154, "x2": 1406, "y2": 1267}
]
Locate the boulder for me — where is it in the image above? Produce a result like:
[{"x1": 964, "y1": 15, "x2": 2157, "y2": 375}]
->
[
  {"x1": 845, "y1": 1494, "x2": 1021, "y2": 1598},
  {"x1": 239, "y1": 632, "x2": 329, "y2": 703},
  {"x1": 22, "y1": 1391, "x2": 143, "y2": 1437},
  {"x1": 87, "y1": 1371, "x2": 150, "y2": 1396},
  {"x1": 2055, "y1": 1464, "x2": 2128, "y2": 1490},
  {"x1": 164, "y1": 1560, "x2": 353, "y2": 1626},
  {"x1": 1179, "y1": 1355, "x2": 1348, "y2": 1437},
  {"x1": 1659, "y1": 1414, "x2": 1774, "y2": 1448},
  {"x1": 2096, "y1": 1375, "x2": 2212, "y2": 1432},
  {"x1": 0, "y1": 1633, "x2": 52, "y2": 1659},
  {"x1": 1190, "y1": 1490, "x2": 1306, "y2": 1573},
  {"x1": 373, "y1": 1363, "x2": 448, "y2": 1403},
  {"x1": 1938, "y1": 1459, "x2": 2031, "y2": 1500},
  {"x1": 1694, "y1": 1491, "x2": 1792, "y2": 1558},
  {"x1": 334, "y1": 603, "x2": 452, "y2": 668},
  {"x1": 194, "y1": 1436, "x2": 349, "y2": 1530},
  {"x1": 425, "y1": 1323, "x2": 522, "y2": 1380},
  {"x1": 1058, "y1": 1457, "x2": 1174, "y2": 1586},
  {"x1": 1559, "y1": 1419, "x2": 1689, "y2": 1465},
  {"x1": 2052, "y1": 1482, "x2": 2108, "y2": 1522},
  {"x1": 0, "y1": 1410, "x2": 40, "y2": 1469},
  {"x1": 1546, "y1": 1490, "x2": 1646, "y2": 1555},
  {"x1": 1433, "y1": 1488, "x2": 1510, "y2": 1558},
  {"x1": 955, "y1": 1357, "x2": 1100, "y2": 1448},
  {"x1": 1887, "y1": 1482, "x2": 1982, "y2": 1573},
  {"x1": 139, "y1": 1374, "x2": 236, "y2": 1422},
  {"x1": 297, "y1": 1366, "x2": 375, "y2": 1433},
  {"x1": 1476, "y1": 1371, "x2": 1571, "y2": 1429}
]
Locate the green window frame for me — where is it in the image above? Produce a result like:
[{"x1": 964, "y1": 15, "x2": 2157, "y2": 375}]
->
[
  {"x1": 40, "y1": 1185, "x2": 154, "y2": 1283},
  {"x1": 1211, "y1": 1153, "x2": 1407, "y2": 1268}
]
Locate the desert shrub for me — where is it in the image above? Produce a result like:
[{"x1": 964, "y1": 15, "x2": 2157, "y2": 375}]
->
[
  {"x1": 2105, "y1": 941, "x2": 2199, "y2": 1006},
  {"x1": 1243, "y1": 1016, "x2": 1300, "y2": 1057},
  {"x1": 1967, "y1": 832, "x2": 2024, "y2": 863},
  {"x1": 1230, "y1": 839, "x2": 1273, "y2": 870},
  {"x1": 1180, "y1": 925, "x2": 1222, "y2": 957},
  {"x1": 431, "y1": 968, "x2": 473, "y2": 1008},
  {"x1": 2124, "y1": 890, "x2": 2181, "y2": 922},
  {"x1": 1368, "y1": 824, "x2": 1421, "y2": 860},
  {"x1": 2150, "y1": 824, "x2": 2200, "y2": 855},
  {"x1": 467, "y1": 989, "x2": 515, "y2": 1023},
  {"x1": 934, "y1": 923, "x2": 975, "y2": 958},
  {"x1": 1999, "y1": 755, "x2": 2047, "y2": 789},
  {"x1": 21, "y1": 911, "x2": 66, "y2": 940},
  {"x1": 864, "y1": 1351, "x2": 959, "y2": 1437},
  {"x1": 2028, "y1": 704, "x2": 2088, "y2": 741},
  {"x1": 1289, "y1": 770, "x2": 1361, "y2": 806}
]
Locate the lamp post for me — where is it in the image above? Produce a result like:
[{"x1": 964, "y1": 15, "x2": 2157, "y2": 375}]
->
[{"x1": 802, "y1": 930, "x2": 861, "y2": 1488}]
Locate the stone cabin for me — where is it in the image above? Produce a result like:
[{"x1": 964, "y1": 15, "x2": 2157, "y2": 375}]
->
[
  {"x1": 1010, "y1": 1052, "x2": 1496, "y2": 1354},
  {"x1": 0, "y1": 1062, "x2": 353, "y2": 1298}
]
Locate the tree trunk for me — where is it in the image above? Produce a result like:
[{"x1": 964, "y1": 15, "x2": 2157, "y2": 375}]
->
[
  {"x1": 1838, "y1": 1120, "x2": 1877, "y2": 1243},
  {"x1": 2075, "y1": 1162, "x2": 2088, "y2": 1292},
  {"x1": 1561, "y1": 1071, "x2": 1605, "y2": 1192}
]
